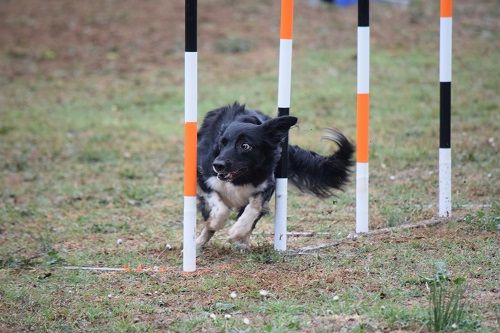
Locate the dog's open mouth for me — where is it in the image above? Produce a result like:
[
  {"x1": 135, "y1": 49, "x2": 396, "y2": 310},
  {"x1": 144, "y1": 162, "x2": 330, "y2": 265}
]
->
[{"x1": 216, "y1": 168, "x2": 247, "y2": 182}]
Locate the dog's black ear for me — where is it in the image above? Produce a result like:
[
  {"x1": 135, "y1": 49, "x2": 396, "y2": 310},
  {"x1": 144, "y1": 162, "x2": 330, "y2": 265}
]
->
[
  {"x1": 218, "y1": 123, "x2": 228, "y2": 137},
  {"x1": 262, "y1": 116, "x2": 298, "y2": 144},
  {"x1": 239, "y1": 115, "x2": 262, "y2": 125}
]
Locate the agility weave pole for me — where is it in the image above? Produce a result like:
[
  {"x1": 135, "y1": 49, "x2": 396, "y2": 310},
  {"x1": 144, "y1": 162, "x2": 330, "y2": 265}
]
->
[
  {"x1": 439, "y1": 0, "x2": 452, "y2": 218},
  {"x1": 183, "y1": 0, "x2": 197, "y2": 272},
  {"x1": 274, "y1": 0, "x2": 295, "y2": 251},
  {"x1": 356, "y1": 0, "x2": 370, "y2": 233},
  {"x1": 180, "y1": 1, "x2": 452, "y2": 270}
]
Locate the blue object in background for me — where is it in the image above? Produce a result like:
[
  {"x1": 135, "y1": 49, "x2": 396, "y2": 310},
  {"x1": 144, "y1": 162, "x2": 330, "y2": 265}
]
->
[
  {"x1": 319, "y1": 0, "x2": 358, "y2": 7},
  {"x1": 336, "y1": 0, "x2": 358, "y2": 7}
]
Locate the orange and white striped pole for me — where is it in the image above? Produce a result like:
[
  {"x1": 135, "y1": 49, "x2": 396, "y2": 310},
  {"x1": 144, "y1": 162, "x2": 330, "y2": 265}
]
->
[
  {"x1": 439, "y1": 0, "x2": 452, "y2": 217},
  {"x1": 183, "y1": 0, "x2": 197, "y2": 272},
  {"x1": 356, "y1": 0, "x2": 369, "y2": 233},
  {"x1": 274, "y1": 0, "x2": 294, "y2": 251}
]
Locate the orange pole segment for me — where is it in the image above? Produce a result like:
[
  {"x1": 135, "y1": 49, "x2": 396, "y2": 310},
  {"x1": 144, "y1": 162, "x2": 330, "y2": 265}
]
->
[
  {"x1": 356, "y1": 93, "x2": 369, "y2": 163},
  {"x1": 184, "y1": 122, "x2": 198, "y2": 196},
  {"x1": 440, "y1": 0, "x2": 452, "y2": 17},
  {"x1": 280, "y1": 0, "x2": 294, "y2": 39}
]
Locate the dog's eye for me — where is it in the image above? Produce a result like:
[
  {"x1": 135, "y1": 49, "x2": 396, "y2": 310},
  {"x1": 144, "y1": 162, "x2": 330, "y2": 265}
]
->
[{"x1": 241, "y1": 143, "x2": 252, "y2": 151}]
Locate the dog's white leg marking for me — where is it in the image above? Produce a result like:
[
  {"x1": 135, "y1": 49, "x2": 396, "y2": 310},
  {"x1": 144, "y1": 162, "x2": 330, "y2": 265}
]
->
[
  {"x1": 196, "y1": 192, "x2": 230, "y2": 247},
  {"x1": 228, "y1": 195, "x2": 263, "y2": 247}
]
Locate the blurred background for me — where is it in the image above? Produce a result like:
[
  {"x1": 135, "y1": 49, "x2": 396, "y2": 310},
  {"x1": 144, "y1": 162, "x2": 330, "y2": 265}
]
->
[
  {"x1": 1, "y1": 0, "x2": 497, "y2": 227},
  {"x1": 1, "y1": 0, "x2": 496, "y2": 79}
]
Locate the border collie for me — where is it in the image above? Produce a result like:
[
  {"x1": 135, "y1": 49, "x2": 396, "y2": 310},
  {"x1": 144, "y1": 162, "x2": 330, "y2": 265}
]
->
[{"x1": 196, "y1": 103, "x2": 354, "y2": 249}]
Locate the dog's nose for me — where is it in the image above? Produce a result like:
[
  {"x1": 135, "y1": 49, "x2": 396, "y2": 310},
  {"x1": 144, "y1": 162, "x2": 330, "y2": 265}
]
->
[{"x1": 213, "y1": 161, "x2": 225, "y2": 173}]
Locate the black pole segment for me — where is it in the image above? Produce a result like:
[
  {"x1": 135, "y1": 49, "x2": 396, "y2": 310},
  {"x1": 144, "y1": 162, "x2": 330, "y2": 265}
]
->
[
  {"x1": 278, "y1": 107, "x2": 289, "y2": 117},
  {"x1": 358, "y1": 0, "x2": 369, "y2": 27},
  {"x1": 275, "y1": 137, "x2": 289, "y2": 179},
  {"x1": 275, "y1": 107, "x2": 290, "y2": 179},
  {"x1": 440, "y1": 82, "x2": 451, "y2": 148},
  {"x1": 185, "y1": 0, "x2": 197, "y2": 52}
]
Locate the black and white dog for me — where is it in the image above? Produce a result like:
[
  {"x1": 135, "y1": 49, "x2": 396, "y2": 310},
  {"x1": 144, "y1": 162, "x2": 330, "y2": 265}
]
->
[{"x1": 196, "y1": 103, "x2": 354, "y2": 249}]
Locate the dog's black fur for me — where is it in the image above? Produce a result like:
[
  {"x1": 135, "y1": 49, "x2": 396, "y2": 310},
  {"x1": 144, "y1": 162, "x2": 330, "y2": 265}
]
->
[{"x1": 195, "y1": 102, "x2": 354, "y2": 249}]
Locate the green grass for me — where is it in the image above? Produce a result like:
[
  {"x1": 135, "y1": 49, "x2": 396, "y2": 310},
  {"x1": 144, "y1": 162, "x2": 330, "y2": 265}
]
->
[
  {"x1": 427, "y1": 273, "x2": 468, "y2": 331},
  {"x1": 1, "y1": 2, "x2": 499, "y2": 331}
]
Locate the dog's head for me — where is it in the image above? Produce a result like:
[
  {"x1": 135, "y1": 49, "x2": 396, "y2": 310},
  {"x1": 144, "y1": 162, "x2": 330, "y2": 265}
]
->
[{"x1": 212, "y1": 116, "x2": 297, "y2": 182}]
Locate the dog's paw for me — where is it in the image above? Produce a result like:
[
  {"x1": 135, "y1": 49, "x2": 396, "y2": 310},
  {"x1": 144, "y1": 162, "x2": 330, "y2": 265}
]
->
[
  {"x1": 227, "y1": 224, "x2": 248, "y2": 240},
  {"x1": 227, "y1": 223, "x2": 253, "y2": 252},
  {"x1": 195, "y1": 228, "x2": 215, "y2": 249},
  {"x1": 227, "y1": 234, "x2": 250, "y2": 252},
  {"x1": 195, "y1": 243, "x2": 203, "y2": 257},
  {"x1": 230, "y1": 240, "x2": 250, "y2": 253}
]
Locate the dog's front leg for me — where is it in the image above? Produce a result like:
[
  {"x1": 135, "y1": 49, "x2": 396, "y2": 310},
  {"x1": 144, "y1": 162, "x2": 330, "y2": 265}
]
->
[
  {"x1": 196, "y1": 192, "x2": 230, "y2": 248},
  {"x1": 227, "y1": 195, "x2": 263, "y2": 249}
]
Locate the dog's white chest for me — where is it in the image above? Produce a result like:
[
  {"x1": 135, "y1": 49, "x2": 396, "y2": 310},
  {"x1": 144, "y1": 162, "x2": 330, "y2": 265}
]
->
[{"x1": 206, "y1": 177, "x2": 266, "y2": 208}]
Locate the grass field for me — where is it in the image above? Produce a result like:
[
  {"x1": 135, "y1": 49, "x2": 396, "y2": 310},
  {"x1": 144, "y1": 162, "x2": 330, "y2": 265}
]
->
[{"x1": 0, "y1": 0, "x2": 499, "y2": 332}]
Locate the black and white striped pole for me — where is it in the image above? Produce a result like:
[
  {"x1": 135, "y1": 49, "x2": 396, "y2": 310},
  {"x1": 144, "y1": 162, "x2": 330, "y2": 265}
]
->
[{"x1": 439, "y1": 0, "x2": 452, "y2": 217}]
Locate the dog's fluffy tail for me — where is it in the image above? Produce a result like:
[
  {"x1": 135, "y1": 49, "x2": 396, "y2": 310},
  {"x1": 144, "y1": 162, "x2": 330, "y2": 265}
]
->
[{"x1": 288, "y1": 129, "x2": 355, "y2": 198}]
